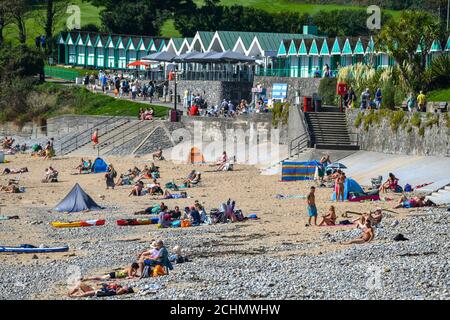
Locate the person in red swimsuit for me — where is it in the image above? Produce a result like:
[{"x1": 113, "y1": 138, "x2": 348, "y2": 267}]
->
[
  {"x1": 91, "y1": 128, "x2": 99, "y2": 149},
  {"x1": 379, "y1": 173, "x2": 399, "y2": 193}
]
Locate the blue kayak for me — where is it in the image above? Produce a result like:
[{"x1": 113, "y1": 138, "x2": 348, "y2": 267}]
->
[{"x1": 0, "y1": 245, "x2": 69, "y2": 253}]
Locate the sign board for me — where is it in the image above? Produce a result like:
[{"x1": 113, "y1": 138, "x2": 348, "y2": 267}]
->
[
  {"x1": 272, "y1": 83, "x2": 288, "y2": 99},
  {"x1": 252, "y1": 87, "x2": 266, "y2": 93}
]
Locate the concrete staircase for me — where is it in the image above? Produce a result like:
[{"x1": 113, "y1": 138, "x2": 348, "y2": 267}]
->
[
  {"x1": 305, "y1": 112, "x2": 359, "y2": 150},
  {"x1": 426, "y1": 185, "x2": 450, "y2": 205}
]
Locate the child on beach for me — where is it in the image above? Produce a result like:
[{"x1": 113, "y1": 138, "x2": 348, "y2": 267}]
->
[
  {"x1": 306, "y1": 186, "x2": 317, "y2": 226},
  {"x1": 82, "y1": 263, "x2": 140, "y2": 281}
]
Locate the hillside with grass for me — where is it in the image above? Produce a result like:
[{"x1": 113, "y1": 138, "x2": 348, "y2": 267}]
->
[{"x1": 3, "y1": 0, "x2": 401, "y2": 43}]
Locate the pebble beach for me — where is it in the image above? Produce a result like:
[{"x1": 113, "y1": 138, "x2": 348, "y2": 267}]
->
[{"x1": 0, "y1": 154, "x2": 448, "y2": 300}]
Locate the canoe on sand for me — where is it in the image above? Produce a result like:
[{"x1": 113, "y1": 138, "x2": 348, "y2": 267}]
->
[
  {"x1": 51, "y1": 219, "x2": 105, "y2": 228},
  {"x1": 0, "y1": 245, "x2": 69, "y2": 253},
  {"x1": 116, "y1": 219, "x2": 154, "y2": 226}
]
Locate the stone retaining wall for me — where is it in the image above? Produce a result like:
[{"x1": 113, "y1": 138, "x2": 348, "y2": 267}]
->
[
  {"x1": 346, "y1": 109, "x2": 450, "y2": 156},
  {"x1": 168, "y1": 80, "x2": 253, "y2": 107}
]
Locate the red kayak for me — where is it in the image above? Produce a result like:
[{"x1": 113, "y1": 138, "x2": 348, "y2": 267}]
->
[{"x1": 116, "y1": 219, "x2": 153, "y2": 226}]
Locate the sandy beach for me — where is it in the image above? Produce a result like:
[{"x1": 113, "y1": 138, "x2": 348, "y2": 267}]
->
[{"x1": 0, "y1": 153, "x2": 448, "y2": 300}]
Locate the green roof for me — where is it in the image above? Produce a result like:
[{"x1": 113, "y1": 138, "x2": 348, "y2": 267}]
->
[
  {"x1": 342, "y1": 38, "x2": 352, "y2": 55},
  {"x1": 309, "y1": 39, "x2": 319, "y2": 55},
  {"x1": 298, "y1": 40, "x2": 307, "y2": 55},
  {"x1": 331, "y1": 38, "x2": 342, "y2": 55},
  {"x1": 198, "y1": 31, "x2": 215, "y2": 50},
  {"x1": 365, "y1": 37, "x2": 375, "y2": 54},
  {"x1": 277, "y1": 41, "x2": 287, "y2": 56},
  {"x1": 288, "y1": 40, "x2": 297, "y2": 55},
  {"x1": 171, "y1": 38, "x2": 184, "y2": 51},
  {"x1": 319, "y1": 39, "x2": 330, "y2": 56},
  {"x1": 354, "y1": 38, "x2": 365, "y2": 54},
  {"x1": 430, "y1": 39, "x2": 442, "y2": 52}
]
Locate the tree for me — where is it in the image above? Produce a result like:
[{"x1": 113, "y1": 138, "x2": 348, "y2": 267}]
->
[
  {"x1": 0, "y1": 0, "x2": 13, "y2": 45},
  {"x1": 7, "y1": 0, "x2": 33, "y2": 44},
  {"x1": 377, "y1": 10, "x2": 444, "y2": 92},
  {"x1": 40, "y1": 0, "x2": 69, "y2": 54}
]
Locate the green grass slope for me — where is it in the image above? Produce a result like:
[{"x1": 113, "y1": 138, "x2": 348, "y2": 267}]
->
[{"x1": 3, "y1": 0, "x2": 401, "y2": 44}]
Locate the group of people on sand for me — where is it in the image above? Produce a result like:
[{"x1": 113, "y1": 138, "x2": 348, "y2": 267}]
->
[
  {"x1": 306, "y1": 185, "x2": 382, "y2": 245},
  {"x1": 1, "y1": 137, "x2": 15, "y2": 150},
  {"x1": 68, "y1": 240, "x2": 187, "y2": 298},
  {"x1": 75, "y1": 158, "x2": 94, "y2": 174}
]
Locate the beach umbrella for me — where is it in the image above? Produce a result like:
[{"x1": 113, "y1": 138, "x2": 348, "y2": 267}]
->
[
  {"x1": 327, "y1": 163, "x2": 348, "y2": 169},
  {"x1": 126, "y1": 60, "x2": 151, "y2": 67},
  {"x1": 172, "y1": 51, "x2": 201, "y2": 62},
  {"x1": 141, "y1": 51, "x2": 176, "y2": 62}
]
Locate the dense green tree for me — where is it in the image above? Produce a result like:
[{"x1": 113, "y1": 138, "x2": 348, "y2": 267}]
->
[{"x1": 377, "y1": 10, "x2": 444, "y2": 91}]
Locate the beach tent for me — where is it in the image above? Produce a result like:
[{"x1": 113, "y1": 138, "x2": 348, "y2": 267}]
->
[
  {"x1": 187, "y1": 147, "x2": 205, "y2": 164},
  {"x1": 92, "y1": 157, "x2": 108, "y2": 173},
  {"x1": 331, "y1": 178, "x2": 364, "y2": 201},
  {"x1": 54, "y1": 183, "x2": 102, "y2": 213},
  {"x1": 281, "y1": 161, "x2": 320, "y2": 182}
]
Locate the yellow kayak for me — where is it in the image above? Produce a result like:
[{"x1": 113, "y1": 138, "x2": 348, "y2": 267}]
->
[{"x1": 51, "y1": 219, "x2": 105, "y2": 228}]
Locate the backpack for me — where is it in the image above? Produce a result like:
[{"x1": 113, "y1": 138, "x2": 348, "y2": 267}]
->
[{"x1": 404, "y1": 184, "x2": 412, "y2": 192}]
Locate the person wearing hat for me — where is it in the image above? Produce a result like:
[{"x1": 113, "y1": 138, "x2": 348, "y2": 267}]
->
[
  {"x1": 169, "y1": 245, "x2": 189, "y2": 264},
  {"x1": 137, "y1": 240, "x2": 169, "y2": 277}
]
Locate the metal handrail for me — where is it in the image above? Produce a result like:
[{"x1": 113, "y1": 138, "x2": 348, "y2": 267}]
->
[
  {"x1": 59, "y1": 116, "x2": 121, "y2": 155},
  {"x1": 105, "y1": 122, "x2": 157, "y2": 156},
  {"x1": 289, "y1": 132, "x2": 309, "y2": 158},
  {"x1": 97, "y1": 120, "x2": 147, "y2": 154}
]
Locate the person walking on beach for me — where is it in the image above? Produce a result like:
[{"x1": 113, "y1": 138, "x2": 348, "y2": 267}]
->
[
  {"x1": 306, "y1": 186, "x2": 317, "y2": 226},
  {"x1": 105, "y1": 164, "x2": 117, "y2": 190},
  {"x1": 91, "y1": 128, "x2": 99, "y2": 149}
]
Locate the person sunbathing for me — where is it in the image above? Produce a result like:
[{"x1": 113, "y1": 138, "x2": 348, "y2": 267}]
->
[
  {"x1": 319, "y1": 206, "x2": 337, "y2": 226},
  {"x1": 369, "y1": 208, "x2": 383, "y2": 226},
  {"x1": 162, "y1": 190, "x2": 187, "y2": 199},
  {"x1": 214, "y1": 151, "x2": 228, "y2": 171},
  {"x1": 183, "y1": 170, "x2": 201, "y2": 186},
  {"x1": 42, "y1": 167, "x2": 58, "y2": 183},
  {"x1": 82, "y1": 263, "x2": 139, "y2": 281},
  {"x1": 394, "y1": 195, "x2": 426, "y2": 209},
  {"x1": 148, "y1": 180, "x2": 163, "y2": 195},
  {"x1": 0, "y1": 185, "x2": 21, "y2": 193},
  {"x1": 380, "y1": 173, "x2": 400, "y2": 193},
  {"x1": 153, "y1": 148, "x2": 164, "y2": 161},
  {"x1": 68, "y1": 283, "x2": 134, "y2": 298},
  {"x1": 129, "y1": 180, "x2": 144, "y2": 197},
  {"x1": 342, "y1": 220, "x2": 375, "y2": 245},
  {"x1": 2, "y1": 167, "x2": 28, "y2": 175}
]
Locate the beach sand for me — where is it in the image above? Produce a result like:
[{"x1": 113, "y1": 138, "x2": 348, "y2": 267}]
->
[{"x1": 0, "y1": 153, "x2": 434, "y2": 299}]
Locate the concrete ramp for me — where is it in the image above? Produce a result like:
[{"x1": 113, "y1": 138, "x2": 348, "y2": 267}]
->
[{"x1": 341, "y1": 151, "x2": 450, "y2": 192}]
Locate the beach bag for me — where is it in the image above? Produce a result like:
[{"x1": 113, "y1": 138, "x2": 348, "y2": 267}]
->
[
  {"x1": 152, "y1": 265, "x2": 166, "y2": 277},
  {"x1": 181, "y1": 220, "x2": 191, "y2": 228},
  {"x1": 165, "y1": 182, "x2": 176, "y2": 189},
  {"x1": 172, "y1": 220, "x2": 181, "y2": 228},
  {"x1": 395, "y1": 185, "x2": 403, "y2": 193},
  {"x1": 404, "y1": 184, "x2": 412, "y2": 192}
]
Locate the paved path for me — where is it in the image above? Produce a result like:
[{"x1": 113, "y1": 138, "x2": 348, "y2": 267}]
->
[{"x1": 45, "y1": 77, "x2": 176, "y2": 109}]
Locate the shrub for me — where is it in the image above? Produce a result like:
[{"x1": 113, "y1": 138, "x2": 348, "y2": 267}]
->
[
  {"x1": 425, "y1": 114, "x2": 440, "y2": 128},
  {"x1": 354, "y1": 112, "x2": 363, "y2": 128},
  {"x1": 410, "y1": 112, "x2": 422, "y2": 128},
  {"x1": 428, "y1": 55, "x2": 450, "y2": 91},
  {"x1": 418, "y1": 127, "x2": 425, "y2": 136},
  {"x1": 318, "y1": 77, "x2": 337, "y2": 106},
  {"x1": 390, "y1": 109, "x2": 405, "y2": 131},
  {"x1": 272, "y1": 102, "x2": 289, "y2": 127}
]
